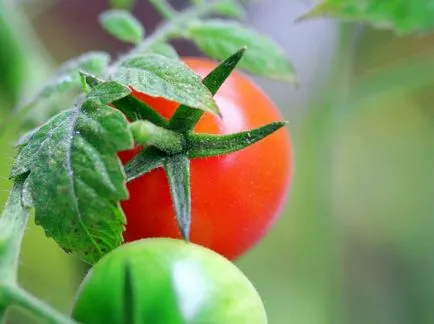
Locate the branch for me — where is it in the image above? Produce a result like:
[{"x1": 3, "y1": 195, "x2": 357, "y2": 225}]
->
[
  {"x1": 118, "y1": 0, "x2": 230, "y2": 63},
  {"x1": 6, "y1": 286, "x2": 75, "y2": 324},
  {"x1": 0, "y1": 179, "x2": 74, "y2": 323},
  {"x1": 0, "y1": 179, "x2": 27, "y2": 282}
]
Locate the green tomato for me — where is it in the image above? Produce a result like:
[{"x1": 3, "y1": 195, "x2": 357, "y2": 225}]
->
[{"x1": 72, "y1": 238, "x2": 267, "y2": 324}]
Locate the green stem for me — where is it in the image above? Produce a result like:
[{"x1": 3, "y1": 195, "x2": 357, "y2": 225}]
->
[
  {"x1": 6, "y1": 286, "x2": 75, "y2": 324},
  {"x1": 0, "y1": 305, "x2": 6, "y2": 323},
  {"x1": 120, "y1": 0, "x2": 228, "y2": 62},
  {"x1": 130, "y1": 120, "x2": 184, "y2": 153},
  {"x1": 149, "y1": 0, "x2": 176, "y2": 19},
  {"x1": 0, "y1": 180, "x2": 75, "y2": 323},
  {"x1": 0, "y1": 180, "x2": 28, "y2": 282}
]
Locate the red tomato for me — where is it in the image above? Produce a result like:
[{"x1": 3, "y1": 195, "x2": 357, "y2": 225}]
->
[{"x1": 119, "y1": 58, "x2": 293, "y2": 260}]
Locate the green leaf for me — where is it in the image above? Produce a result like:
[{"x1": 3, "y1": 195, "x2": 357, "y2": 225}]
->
[
  {"x1": 164, "y1": 155, "x2": 191, "y2": 240},
  {"x1": 17, "y1": 52, "x2": 110, "y2": 113},
  {"x1": 81, "y1": 71, "x2": 168, "y2": 126},
  {"x1": 15, "y1": 123, "x2": 43, "y2": 148},
  {"x1": 112, "y1": 53, "x2": 220, "y2": 115},
  {"x1": 187, "y1": 20, "x2": 296, "y2": 81},
  {"x1": 304, "y1": 0, "x2": 434, "y2": 35},
  {"x1": 83, "y1": 80, "x2": 132, "y2": 108},
  {"x1": 147, "y1": 42, "x2": 179, "y2": 59},
  {"x1": 212, "y1": 0, "x2": 246, "y2": 19},
  {"x1": 110, "y1": 0, "x2": 136, "y2": 10},
  {"x1": 10, "y1": 105, "x2": 134, "y2": 264},
  {"x1": 186, "y1": 121, "x2": 287, "y2": 158},
  {"x1": 38, "y1": 52, "x2": 110, "y2": 97},
  {"x1": 169, "y1": 48, "x2": 246, "y2": 133},
  {"x1": 99, "y1": 10, "x2": 145, "y2": 44},
  {"x1": 125, "y1": 147, "x2": 166, "y2": 182}
]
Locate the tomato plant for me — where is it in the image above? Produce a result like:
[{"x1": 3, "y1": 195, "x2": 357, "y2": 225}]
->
[
  {"x1": 72, "y1": 238, "x2": 267, "y2": 324},
  {"x1": 119, "y1": 57, "x2": 293, "y2": 260},
  {"x1": 2, "y1": 0, "x2": 423, "y2": 322},
  {"x1": 0, "y1": 0, "x2": 298, "y2": 319}
]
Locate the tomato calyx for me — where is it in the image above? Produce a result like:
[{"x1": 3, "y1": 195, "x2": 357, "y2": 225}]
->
[
  {"x1": 84, "y1": 48, "x2": 288, "y2": 242},
  {"x1": 128, "y1": 118, "x2": 287, "y2": 162},
  {"x1": 126, "y1": 119, "x2": 286, "y2": 240},
  {"x1": 81, "y1": 72, "x2": 169, "y2": 128}
]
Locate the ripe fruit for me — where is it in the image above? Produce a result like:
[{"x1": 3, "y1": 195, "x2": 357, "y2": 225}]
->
[
  {"x1": 72, "y1": 238, "x2": 267, "y2": 324},
  {"x1": 119, "y1": 58, "x2": 293, "y2": 260}
]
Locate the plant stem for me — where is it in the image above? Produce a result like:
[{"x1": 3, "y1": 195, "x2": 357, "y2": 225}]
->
[
  {"x1": 0, "y1": 180, "x2": 74, "y2": 323},
  {"x1": 149, "y1": 0, "x2": 176, "y2": 19},
  {"x1": 119, "y1": 0, "x2": 226, "y2": 62},
  {"x1": 130, "y1": 120, "x2": 184, "y2": 153},
  {"x1": 0, "y1": 180, "x2": 27, "y2": 282},
  {"x1": 0, "y1": 303, "x2": 7, "y2": 323},
  {"x1": 6, "y1": 286, "x2": 76, "y2": 324}
]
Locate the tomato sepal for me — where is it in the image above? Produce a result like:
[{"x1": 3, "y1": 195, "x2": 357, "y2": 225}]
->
[
  {"x1": 123, "y1": 120, "x2": 287, "y2": 242},
  {"x1": 124, "y1": 147, "x2": 166, "y2": 182},
  {"x1": 168, "y1": 47, "x2": 246, "y2": 133},
  {"x1": 164, "y1": 155, "x2": 191, "y2": 240},
  {"x1": 81, "y1": 71, "x2": 168, "y2": 126},
  {"x1": 186, "y1": 121, "x2": 287, "y2": 158}
]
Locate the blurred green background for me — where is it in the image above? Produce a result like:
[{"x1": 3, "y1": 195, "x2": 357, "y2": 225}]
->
[{"x1": 1, "y1": 0, "x2": 434, "y2": 323}]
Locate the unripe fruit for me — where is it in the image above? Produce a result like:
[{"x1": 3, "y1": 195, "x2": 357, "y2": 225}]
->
[{"x1": 72, "y1": 238, "x2": 267, "y2": 324}]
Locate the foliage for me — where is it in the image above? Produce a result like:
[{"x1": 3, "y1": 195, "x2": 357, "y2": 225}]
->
[
  {"x1": 0, "y1": 0, "x2": 296, "y2": 322},
  {"x1": 1, "y1": 0, "x2": 434, "y2": 323},
  {"x1": 306, "y1": 0, "x2": 434, "y2": 35}
]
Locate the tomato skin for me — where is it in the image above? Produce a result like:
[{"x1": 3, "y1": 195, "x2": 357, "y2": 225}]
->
[
  {"x1": 72, "y1": 238, "x2": 267, "y2": 324},
  {"x1": 119, "y1": 58, "x2": 293, "y2": 260}
]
